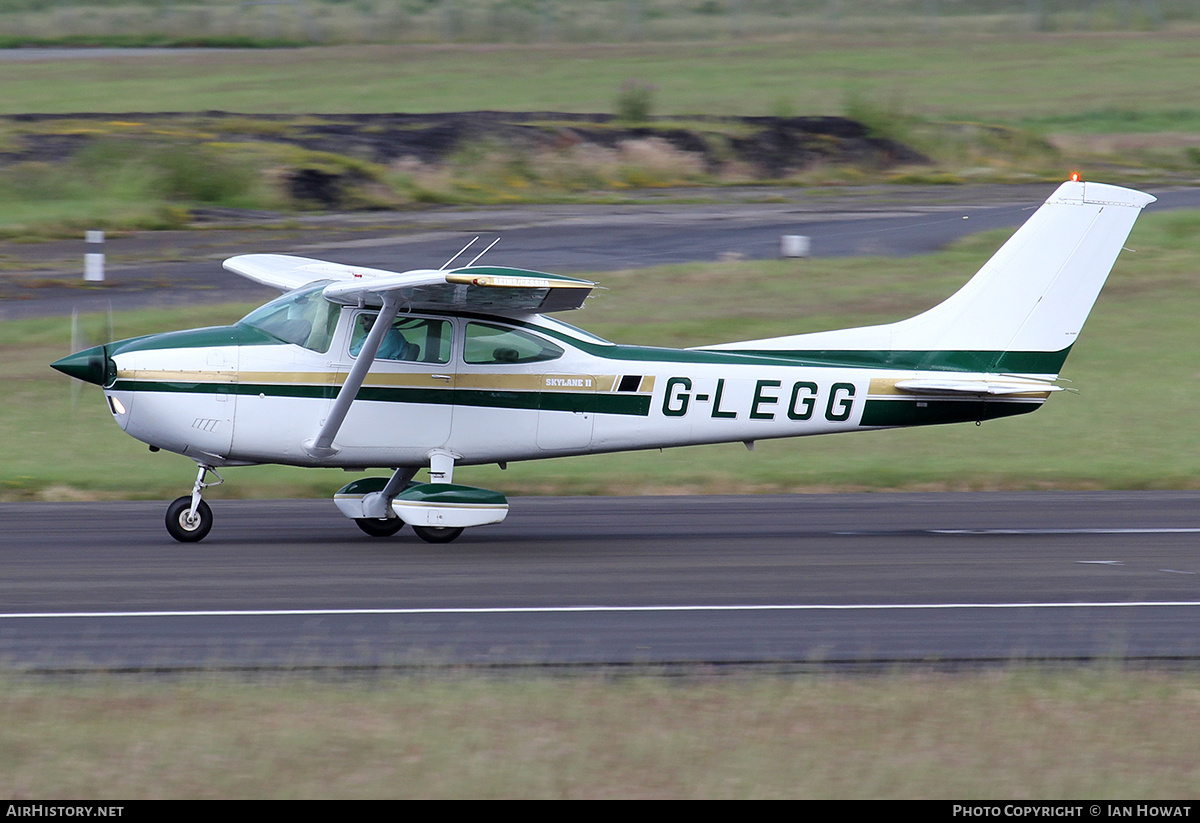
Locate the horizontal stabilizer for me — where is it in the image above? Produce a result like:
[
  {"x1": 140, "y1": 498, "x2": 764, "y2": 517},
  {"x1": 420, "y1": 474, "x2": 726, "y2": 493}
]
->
[{"x1": 894, "y1": 379, "x2": 1063, "y2": 397}]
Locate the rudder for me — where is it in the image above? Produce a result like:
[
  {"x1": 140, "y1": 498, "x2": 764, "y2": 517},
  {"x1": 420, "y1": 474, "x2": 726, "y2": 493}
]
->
[{"x1": 705, "y1": 181, "x2": 1156, "y2": 376}]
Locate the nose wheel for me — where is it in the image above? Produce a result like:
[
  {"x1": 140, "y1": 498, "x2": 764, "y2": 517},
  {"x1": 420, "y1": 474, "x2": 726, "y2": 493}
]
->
[{"x1": 165, "y1": 463, "x2": 222, "y2": 543}]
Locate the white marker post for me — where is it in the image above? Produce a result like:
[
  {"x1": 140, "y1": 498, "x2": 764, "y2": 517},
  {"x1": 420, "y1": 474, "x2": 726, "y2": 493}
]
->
[
  {"x1": 84, "y1": 230, "x2": 105, "y2": 283},
  {"x1": 780, "y1": 234, "x2": 811, "y2": 258}
]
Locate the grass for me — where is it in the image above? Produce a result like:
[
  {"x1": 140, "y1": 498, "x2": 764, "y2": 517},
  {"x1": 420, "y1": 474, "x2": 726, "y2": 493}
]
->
[
  {"x1": 3, "y1": 668, "x2": 1200, "y2": 798},
  {"x1": 0, "y1": 33, "x2": 1195, "y2": 126},
  {"x1": 0, "y1": 134, "x2": 277, "y2": 236},
  {"x1": 10, "y1": 206, "x2": 1200, "y2": 501},
  {"x1": 0, "y1": 0, "x2": 1198, "y2": 48},
  {"x1": 0, "y1": 37, "x2": 1178, "y2": 120}
]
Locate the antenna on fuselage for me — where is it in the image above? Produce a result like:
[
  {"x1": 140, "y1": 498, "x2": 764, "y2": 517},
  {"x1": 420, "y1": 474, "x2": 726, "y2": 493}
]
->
[
  {"x1": 463, "y1": 237, "x2": 500, "y2": 268},
  {"x1": 440, "y1": 236, "x2": 500, "y2": 270},
  {"x1": 441, "y1": 236, "x2": 479, "y2": 270}
]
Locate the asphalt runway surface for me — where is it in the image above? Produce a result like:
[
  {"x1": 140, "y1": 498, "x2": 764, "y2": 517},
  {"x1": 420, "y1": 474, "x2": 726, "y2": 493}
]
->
[{"x1": 3, "y1": 492, "x2": 1200, "y2": 671}]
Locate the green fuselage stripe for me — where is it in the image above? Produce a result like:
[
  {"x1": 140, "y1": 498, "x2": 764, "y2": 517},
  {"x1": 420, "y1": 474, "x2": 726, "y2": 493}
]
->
[
  {"x1": 111, "y1": 380, "x2": 652, "y2": 416},
  {"x1": 493, "y1": 316, "x2": 1072, "y2": 374},
  {"x1": 584, "y1": 345, "x2": 1070, "y2": 374},
  {"x1": 106, "y1": 317, "x2": 1072, "y2": 376},
  {"x1": 112, "y1": 378, "x2": 1042, "y2": 426}
]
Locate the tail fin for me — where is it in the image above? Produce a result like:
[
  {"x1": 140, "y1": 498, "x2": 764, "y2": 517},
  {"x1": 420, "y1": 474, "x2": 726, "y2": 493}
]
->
[{"x1": 707, "y1": 181, "x2": 1155, "y2": 376}]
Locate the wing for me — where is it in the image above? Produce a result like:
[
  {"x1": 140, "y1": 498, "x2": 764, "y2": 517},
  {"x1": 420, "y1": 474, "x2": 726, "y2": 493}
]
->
[
  {"x1": 224, "y1": 254, "x2": 596, "y2": 314},
  {"x1": 222, "y1": 253, "x2": 396, "y2": 291}
]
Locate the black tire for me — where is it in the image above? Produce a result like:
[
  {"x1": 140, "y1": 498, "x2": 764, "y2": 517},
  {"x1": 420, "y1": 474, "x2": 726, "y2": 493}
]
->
[
  {"x1": 165, "y1": 496, "x2": 213, "y2": 543},
  {"x1": 355, "y1": 518, "x2": 405, "y2": 537},
  {"x1": 412, "y1": 525, "x2": 464, "y2": 544}
]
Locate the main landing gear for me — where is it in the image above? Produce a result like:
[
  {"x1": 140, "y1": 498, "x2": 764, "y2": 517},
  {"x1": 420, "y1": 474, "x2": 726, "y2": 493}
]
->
[
  {"x1": 411, "y1": 525, "x2": 465, "y2": 544},
  {"x1": 163, "y1": 454, "x2": 505, "y2": 544},
  {"x1": 353, "y1": 518, "x2": 462, "y2": 543},
  {"x1": 165, "y1": 464, "x2": 221, "y2": 543},
  {"x1": 334, "y1": 453, "x2": 507, "y2": 544},
  {"x1": 354, "y1": 517, "x2": 405, "y2": 537}
]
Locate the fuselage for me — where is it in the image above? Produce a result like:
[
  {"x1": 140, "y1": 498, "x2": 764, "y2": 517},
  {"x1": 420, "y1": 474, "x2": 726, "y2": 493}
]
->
[{"x1": 61, "y1": 289, "x2": 1049, "y2": 471}]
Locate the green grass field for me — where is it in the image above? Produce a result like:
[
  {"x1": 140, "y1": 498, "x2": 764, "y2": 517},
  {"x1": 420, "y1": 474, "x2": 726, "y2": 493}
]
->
[
  {"x1": 1, "y1": 0, "x2": 1198, "y2": 48},
  {"x1": 4, "y1": 669, "x2": 1200, "y2": 799},
  {"x1": 10, "y1": 206, "x2": 1200, "y2": 501},
  {"x1": 1, "y1": 34, "x2": 1198, "y2": 124}
]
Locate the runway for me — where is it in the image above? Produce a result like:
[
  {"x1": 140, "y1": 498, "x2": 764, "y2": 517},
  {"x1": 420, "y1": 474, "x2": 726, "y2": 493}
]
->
[{"x1": 3, "y1": 492, "x2": 1199, "y2": 671}]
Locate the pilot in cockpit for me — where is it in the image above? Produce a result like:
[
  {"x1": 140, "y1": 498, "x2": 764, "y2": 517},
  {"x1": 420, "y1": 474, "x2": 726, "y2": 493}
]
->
[{"x1": 350, "y1": 316, "x2": 417, "y2": 361}]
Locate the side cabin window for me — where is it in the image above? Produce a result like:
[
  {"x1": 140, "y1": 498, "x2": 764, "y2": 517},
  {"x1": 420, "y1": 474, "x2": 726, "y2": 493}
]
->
[
  {"x1": 464, "y1": 322, "x2": 563, "y2": 365},
  {"x1": 239, "y1": 282, "x2": 340, "y2": 353},
  {"x1": 349, "y1": 314, "x2": 452, "y2": 364}
]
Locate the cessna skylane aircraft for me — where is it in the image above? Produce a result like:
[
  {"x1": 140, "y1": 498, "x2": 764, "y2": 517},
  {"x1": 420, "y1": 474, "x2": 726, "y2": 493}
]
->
[{"x1": 52, "y1": 180, "x2": 1154, "y2": 543}]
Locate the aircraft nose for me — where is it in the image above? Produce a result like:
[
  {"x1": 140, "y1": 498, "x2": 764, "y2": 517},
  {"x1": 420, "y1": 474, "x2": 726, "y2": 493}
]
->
[{"x1": 51, "y1": 344, "x2": 114, "y2": 387}]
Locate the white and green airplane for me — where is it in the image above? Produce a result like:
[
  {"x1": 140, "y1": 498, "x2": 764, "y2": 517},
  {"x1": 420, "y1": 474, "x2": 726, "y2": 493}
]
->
[{"x1": 53, "y1": 180, "x2": 1154, "y2": 543}]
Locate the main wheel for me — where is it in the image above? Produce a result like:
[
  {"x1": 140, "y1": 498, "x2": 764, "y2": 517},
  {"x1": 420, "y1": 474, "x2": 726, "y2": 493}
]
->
[
  {"x1": 355, "y1": 517, "x2": 405, "y2": 537},
  {"x1": 165, "y1": 496, "x2": 213, "y2": 543},
  {"x1": 412, "y1": 525, "x2": 464, "y2": 544}
]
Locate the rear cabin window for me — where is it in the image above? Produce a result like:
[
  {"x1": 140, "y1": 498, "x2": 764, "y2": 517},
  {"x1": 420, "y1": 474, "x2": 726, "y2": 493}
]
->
[{"x1": 464, "y1": 322, "x2": 563, "y2": 365}]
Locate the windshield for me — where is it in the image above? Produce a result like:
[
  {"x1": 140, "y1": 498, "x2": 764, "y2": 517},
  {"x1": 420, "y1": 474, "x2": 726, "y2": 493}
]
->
[{"x1": 239, "y1": 281, "x2": 340, "y2": 353}]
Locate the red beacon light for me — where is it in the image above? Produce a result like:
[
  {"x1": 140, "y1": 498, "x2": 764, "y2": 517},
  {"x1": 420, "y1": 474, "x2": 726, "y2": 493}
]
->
[{"x1": 1070, "y1": 172, "x2": 1081, "y2": 182}]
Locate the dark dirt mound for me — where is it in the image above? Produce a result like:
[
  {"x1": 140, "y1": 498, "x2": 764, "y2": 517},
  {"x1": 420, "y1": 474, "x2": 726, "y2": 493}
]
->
[{"x1": 1, "y1": 111, "x2": 930, "y2": 208}]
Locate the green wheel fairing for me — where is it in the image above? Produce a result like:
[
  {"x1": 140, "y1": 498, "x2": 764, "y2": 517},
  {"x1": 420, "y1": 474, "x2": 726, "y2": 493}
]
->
[{"x1": 394, "y1": 484, "x2": 508, "y2": 507}]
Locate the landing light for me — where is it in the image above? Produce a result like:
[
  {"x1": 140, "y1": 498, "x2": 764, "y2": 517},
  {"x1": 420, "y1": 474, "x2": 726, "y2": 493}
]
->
[{"x1": 108, "y1": 395, "x2": 126, "y2": 416}]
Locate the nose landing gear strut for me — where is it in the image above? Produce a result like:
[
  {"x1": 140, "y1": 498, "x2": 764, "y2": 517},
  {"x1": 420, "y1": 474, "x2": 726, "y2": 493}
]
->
[{"x1": 165, "y1": 464, "x2": 222, "y2": 542}]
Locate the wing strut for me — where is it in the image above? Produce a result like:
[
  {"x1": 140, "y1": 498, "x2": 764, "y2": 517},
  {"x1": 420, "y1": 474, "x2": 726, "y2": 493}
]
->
[{"x1": 303, "y1": 294, "x2": 403, "y2": 460}]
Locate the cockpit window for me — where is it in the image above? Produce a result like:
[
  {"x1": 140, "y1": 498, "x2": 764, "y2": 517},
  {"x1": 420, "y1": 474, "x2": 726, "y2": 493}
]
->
[
  {"x1": 239, "y1": 281, "x2": 340, "y2": 353},
  {"x1": 464, "y1": 322, "x2": 563, "y2": 365},
  {"x1": 349, "y1": 314, "x2": 451, "y2": 364}
]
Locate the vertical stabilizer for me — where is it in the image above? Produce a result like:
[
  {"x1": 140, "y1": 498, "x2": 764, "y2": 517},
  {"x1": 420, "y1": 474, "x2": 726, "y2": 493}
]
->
[{"x1": 705, "y1": 181, "x2": 1155, "y2": 375}]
